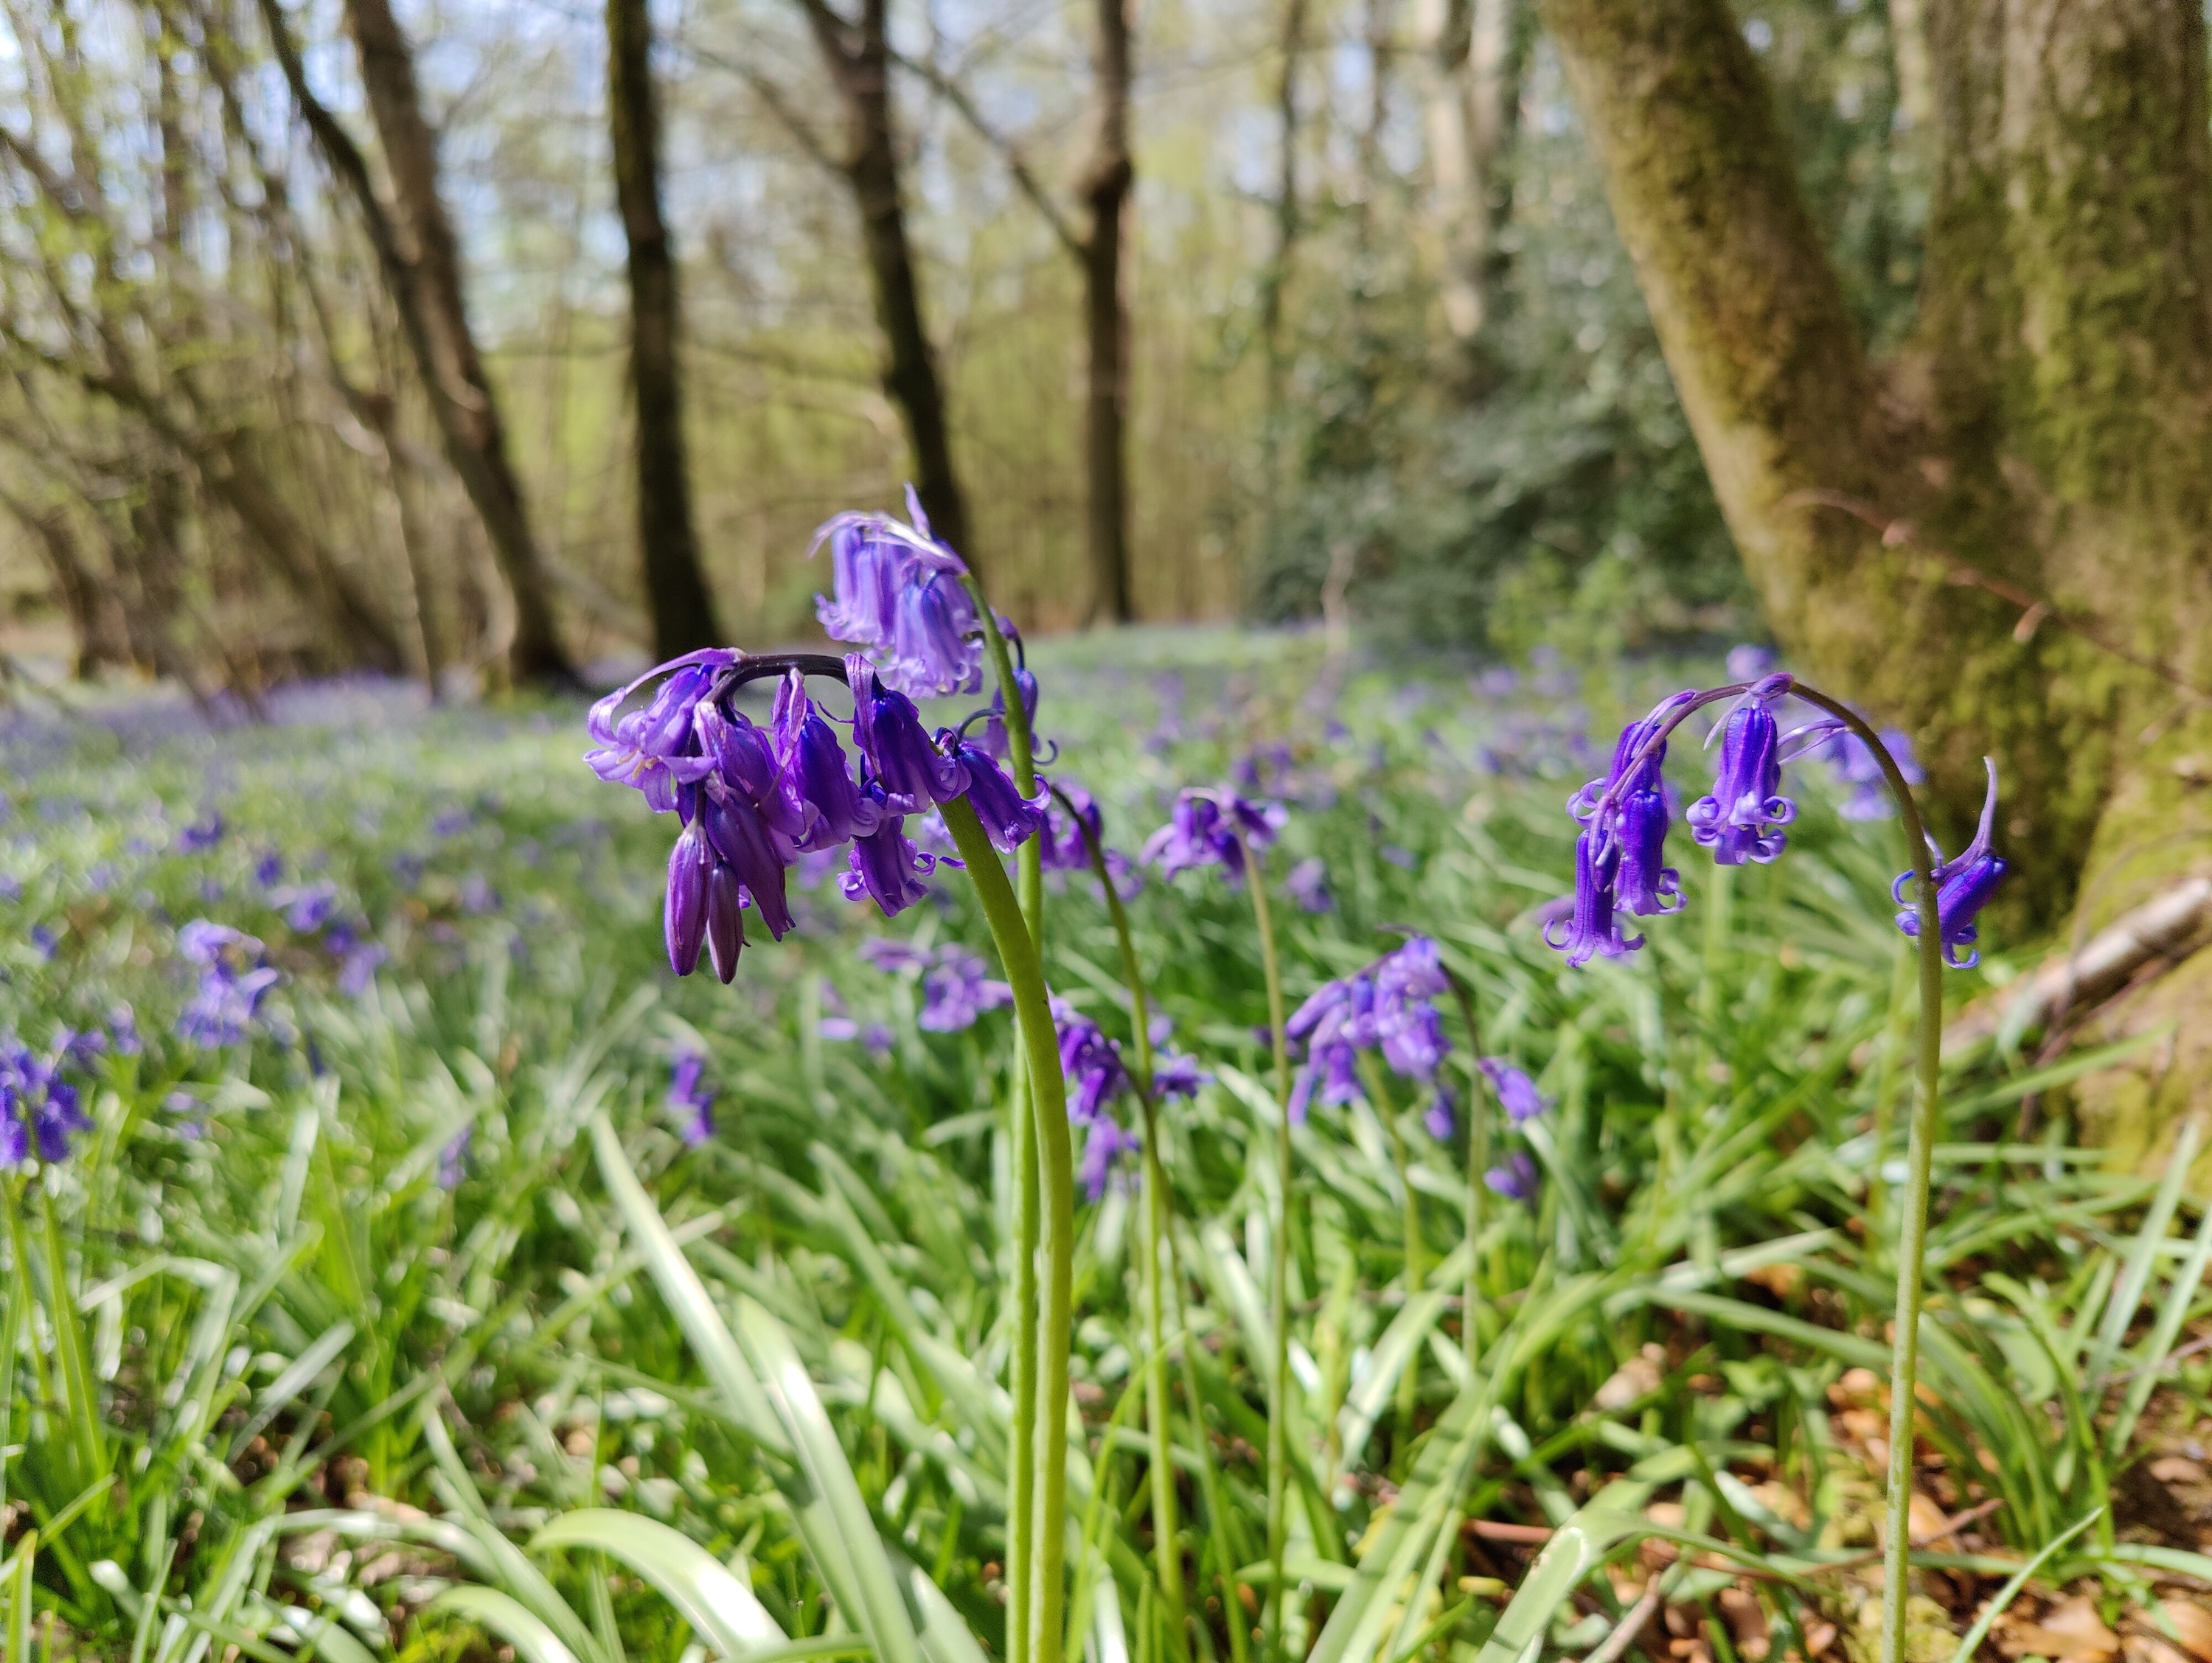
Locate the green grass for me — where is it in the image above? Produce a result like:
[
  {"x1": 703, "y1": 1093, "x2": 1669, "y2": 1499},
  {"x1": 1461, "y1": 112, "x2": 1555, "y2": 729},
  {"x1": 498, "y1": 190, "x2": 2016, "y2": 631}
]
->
[{"x1": 0, "y1": 636, "x2": 2205, "y2": 1663}]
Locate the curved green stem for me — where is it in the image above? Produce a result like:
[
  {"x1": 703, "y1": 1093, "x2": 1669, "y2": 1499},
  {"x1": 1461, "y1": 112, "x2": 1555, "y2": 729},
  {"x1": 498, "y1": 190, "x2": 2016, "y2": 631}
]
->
[
  {"x1": 1789, "y1": 690, "x2": 1943, "y2": 1663},
  {"x1": 1237, "y1": 843, "x2": 1293, "y2": 1663},
  {"x1": 961, "y1": 581, "x2": 1048, "y2": 1663},
  {"x1": 944, "y1": 795, "x2": 1074, "y2": 1663}
]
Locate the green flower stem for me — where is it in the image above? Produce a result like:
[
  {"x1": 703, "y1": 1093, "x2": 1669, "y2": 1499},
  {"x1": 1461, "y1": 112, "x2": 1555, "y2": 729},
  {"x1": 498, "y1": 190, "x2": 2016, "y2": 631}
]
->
[
  {"x1": 1789, "y1": 689, "x2": 1943, "y2": 1663},
  {"x1": 1441, "y1": 971, "x2": 1486, "y2": 1372},
  {"x1": 1058, "y1": 792, "x2": 1190, "y2": 1662},
  {"x1": 1237, "y1": 841, "x2": 1293, "y2": 1663},
  {"x1": 963, "y1": 582, "x2": 1047, "y2": 1663},
  {"x1": 942, "y1": 795, "x2": 1074, "y2": 1663}
]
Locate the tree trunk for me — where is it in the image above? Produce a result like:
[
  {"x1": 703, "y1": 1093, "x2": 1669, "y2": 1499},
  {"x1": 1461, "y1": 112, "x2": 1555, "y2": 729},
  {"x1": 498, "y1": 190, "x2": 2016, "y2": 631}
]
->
[
  {"x1": 803, "y1": 0, "x2": 973, "y2": 564},
  {"x1": 321, "y1": 0, "x2": 579, "y2": 686},
  {"x1": 0, "y1": 494, "x2": 124, "y2": 676},
  {"x1": 608, "y1": 0, "x2": 724, "y2": 657},
  {"x1": 1079, "y1": 0, "x2": 1134, "y2": 624},
  {"x1": 1422, "y1": 0, "x2": 1513, "y2": 337},
  {"x1": 1540, "y1": 0, "x2": 2212, "y2": 1142}
]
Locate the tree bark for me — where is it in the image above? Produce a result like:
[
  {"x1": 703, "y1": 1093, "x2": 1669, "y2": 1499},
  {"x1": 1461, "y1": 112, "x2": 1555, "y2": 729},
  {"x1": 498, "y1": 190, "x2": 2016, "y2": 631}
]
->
[
  {"x1": 0, "y1": 492, "x2": 124, "y2": 676},
  {"x1": 608, "y1": 0, "x2": 724, "y2": 658},
  {"x1": 1078, "y1": 0, "x2": 1134, "y2": 623},
  {"x1": 801, "y1": 0, "x2": 973, "y2": 564},
  {"x1": 261, "y1": 0, "x2": 577, "y2": 685}
]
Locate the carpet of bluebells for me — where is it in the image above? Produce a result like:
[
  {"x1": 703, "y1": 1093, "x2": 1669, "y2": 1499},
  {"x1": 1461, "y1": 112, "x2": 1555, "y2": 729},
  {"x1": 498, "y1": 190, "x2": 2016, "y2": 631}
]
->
[{"x1": 4, "y1": 634, "x2": 2212, "y2": 1663}]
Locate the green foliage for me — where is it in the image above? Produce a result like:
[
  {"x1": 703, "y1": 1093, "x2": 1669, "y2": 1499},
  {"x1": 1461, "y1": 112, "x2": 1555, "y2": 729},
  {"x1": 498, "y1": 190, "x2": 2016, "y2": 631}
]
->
[{"x1": 0, "y1": 638, "x2": 2202, "y2": 1662}]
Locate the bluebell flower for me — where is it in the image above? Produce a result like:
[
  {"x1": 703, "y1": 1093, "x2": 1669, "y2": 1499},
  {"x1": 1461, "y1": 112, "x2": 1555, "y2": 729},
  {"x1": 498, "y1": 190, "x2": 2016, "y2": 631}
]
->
[
  {"x1": 1287, "y1": 937, "x2": 1454, "y2": 1117},
  {"x1": 108, "y1": 1003, "x2": 140, "y2": 1056},
  {"x1": 1820, "y1": 725, "x2": 1924, "y2": 821},
  {"x1": 1147, "y1": 1017, "x2": 1211, "y2": 1101},
  {"x1": 664, "y1": 819, "x2": 711, "y2": 977},
  {"x1": 1037, "y1": 780, "x2": 1102, "y2": 871},
  {"x1": 1568, "y1": 692, "x2": 1696, "y2": 922},
  {"x1": 459, "y1": 874, "x2": 500, "y2": 916},
  {"x1": 338, "y1": 942, "x2": 387, "y2": 995},
  {"x1": 1543, "y1": 829, "x2": 1639, "y2": 967},
  {"x1": 811, "y1": 492, "x2": 984, "y2": 697},
  {"x1": 918, "y1": 949, "x2": 1012, "y2": 1032},
  {"x1": 438, "y1": 1126, "x2": 471, "y2": 1190},
  {"x1": 1422, "y1": 1087, "x2": 1455, "y2": 1142},
  {"x1": 981, "y1": 667, "x2": 1040, "y2": 762},
  {"x1": 695, "y1": 780, "x2": 795, "y2": 943},
  {"x1": 667, "y1": 1047, "x2": 716, "y2": 1146},
  {"x1": 1895, "y1": 759, "x2": 2008, "y2": 969},
  {"x1": 847, "y1": 656, "x2": 967, "y2": 811},
  {"x1": 585, "y1": 650, "x2": 734, "y2": 812},
  {"x1": 29, "y1": 924, "x2": 56, "y2": 960},
  {"x1": 275, "y1": 882, "x2": 338, "y2": 933},
  {"x1": 1284, "y1": 857, "x2": 1332, "y2": 913},
  {"x1": 0, "y1": 1039, "x2": 90, "y2": 1165},
  {"x1": 942, "y1": 737, "x2": 1047, "y2": 853},
  {"x1": 1725, "y1": 644, "x2": 1775, "y2": 681},
  {"x1": 1485, "y1": 1151, "x2": 1539, "y2": 1202},
  {"x1": 175, "y1": 921, "x2": 279, "y2": 1048},
  {"x1": 1140, "y1": 789, "x2": 1286, "y2": 880},
  {"x1": 842, "y1": 810, "x2": 938, "y2": 917},
  {"x1": 178, "y1": 811, "x2": 225, "y2": 852},
  {"x1": 254, "y1": 851, "x2": 284, "y2": 887},
  {"x1": 1476, "y1": 1058, "x2": 1550, "y2": 1124},
  {"x1": 1688, "y1": 677, "x2": 1796, "y2": 865},
  {"x1": 1077, "y1": 1115, "x2": 1142, "y2": 1202},
  {"x1": 858, "y1": 937, "x2": 935, "y2": 974},
  {"x1": 1054, "y1": 1000, "x2": 1138, "y2": 1198},
  {"x1": 771, "y1": 672, "x2": 883, "y2": 849}
]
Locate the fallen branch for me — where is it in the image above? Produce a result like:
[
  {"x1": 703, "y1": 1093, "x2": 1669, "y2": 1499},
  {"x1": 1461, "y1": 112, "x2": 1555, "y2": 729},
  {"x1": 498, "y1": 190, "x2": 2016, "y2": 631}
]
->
[{"x1": 1946, "y1": 878, "x2": 2212, "y2": 1053}]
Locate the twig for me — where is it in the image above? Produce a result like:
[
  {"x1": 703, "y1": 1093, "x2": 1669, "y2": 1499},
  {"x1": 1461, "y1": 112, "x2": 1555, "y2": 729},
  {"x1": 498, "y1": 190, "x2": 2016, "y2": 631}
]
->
[{"x1": 1582, "y1": 1586, "x2": 1662, "y2": 1663}]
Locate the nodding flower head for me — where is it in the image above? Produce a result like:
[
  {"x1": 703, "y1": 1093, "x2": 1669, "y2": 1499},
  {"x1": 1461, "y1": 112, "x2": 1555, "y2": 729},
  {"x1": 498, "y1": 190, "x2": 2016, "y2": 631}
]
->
[
  {"x1": 585, "y1": 650, "x2": 734, "y2": 812},
  {"x1": 1476, "y1": 1058, "x2": 1550, "y2": 1125},
  {"x1": 918, "y1": 949, "x2": 1013, "y2": 1032},
  {"x1": 848, "y1": 656, "x2": 969, "y2": 811},
  {"x1": 811, "y1": 489, "x2": 982, "y2": 696},
  {"x1": 1544, "y1": 827, "x2": 1640, "y2": 967},
  {"x1": 1053, "y1": 999, "x2": 1138, "y2": 1198},
  {"x1": 771, "y1": 673, "x2": 883, "y2": 849},
  {"x1": 1486, "y1": 1151, "x2": 1540, "y2": 1202},
  {"x1": 1285, "y1": 936, "x2": 1455, "y2": 1118},
  {"x1": 0, "y1": 1039, "x2": 90, "y2": 1166},
  {"x1": 1141, "y1": 789, "x2": 1287, "y2": 881},
  {"x1": 941, "y1": 736, "x2": 1048, "y2": 853},
  {"x1": 1568, "y1": 692, "x2": 1696, "y2": 922},
  {"x1": 1687, "y1": 676, "x2": 1796, "y2": 865},
  {"x1": 1895, "y1": 758, "x2": 2008, "y2": 969},
  {"x1": 1038, "y1": 780, "x2": 1103, "y2": 871},
  {"x1": 175, "y1": 921, "x2": 281, "y2": 1048}
]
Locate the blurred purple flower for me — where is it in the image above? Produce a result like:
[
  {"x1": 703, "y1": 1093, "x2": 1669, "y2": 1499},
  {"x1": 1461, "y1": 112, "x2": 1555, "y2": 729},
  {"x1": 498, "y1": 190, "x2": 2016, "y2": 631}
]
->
[
  {"x1": 667, "y1": 1048, "x2": 716, "y2": 1146},
  {"x1": 918, "y1": 949, "x2": 1012, "y2": 1033},
  {"x1": 1820, "y1": 725, "x2": 1924, "y2": 820},
  {"x1": 175, "y1": 921, "x2": 280, "y2": 1048},
  {"x1": 1284, "y1": 857, "x2": 1332, "y2": 913},
  {"x1": 1141, "y1": 789, "x2": 1286, "y2": 881},
  {"x1": 0, "y1": 1039, "x2": 90, "y2": 1165},
  {"x1": 178, "y1": 812, "x2": 225, "y2": 853},
  {"x1": 1486, "y1": 1151, "x2": 1539, "y2": 1202},
  {"x1": 1477, "y1": 1058, "x2": 1550, "y2": 1124},
  {"x1": 338, "y1": 943, "x2": 387, "y2": 995},
  {"x1": 438, "y1": 1126, "x2": 471, "y2": 1190}
]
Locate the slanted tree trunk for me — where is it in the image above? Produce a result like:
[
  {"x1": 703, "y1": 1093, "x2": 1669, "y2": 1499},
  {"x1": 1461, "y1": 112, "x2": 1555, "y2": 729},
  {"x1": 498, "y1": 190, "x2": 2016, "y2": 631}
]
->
[
  {"x1": 1078, "y1": 0, "x2": 1134, "y2": 623},
  {"x1": 799, "y1": 0, "x2": 973, "y2": 563},
  {"x1": 608, "y1": 0, "x2": 723, "y2": 657},
  {"x1": 260, "y1": 0, "x2": 577, "y2": 686},
  {"x1": 0, "y1": 492, "x2": 125, "y2": 676},
  {"x1": 1540, "y1": 0, "x2": 2212, "y2": 1143}
]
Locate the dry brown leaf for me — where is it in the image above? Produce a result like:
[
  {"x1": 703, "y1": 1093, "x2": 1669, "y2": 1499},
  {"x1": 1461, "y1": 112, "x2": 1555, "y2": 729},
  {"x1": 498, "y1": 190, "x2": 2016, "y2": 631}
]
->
[
  {"x1": 2002, "y1": 1597, "x2": 2121, "y2": 1663},
  {"x1": 1596, "y1": 1352, "x2": 1665, "y2": 1412},
  {"x1": 2152, "y1": 1459, "x2": 2209, "y2": 1485},
  {"x1": 1906, "y1": 1492, "x2": 1954, "y2": 1544},
  {"x1": 2124, "y1": 1636, "x2": 2193, "y2": 1663},
  {"x1": 2157, "y1": 1603, "x2": 2212, "y2": 1663}
]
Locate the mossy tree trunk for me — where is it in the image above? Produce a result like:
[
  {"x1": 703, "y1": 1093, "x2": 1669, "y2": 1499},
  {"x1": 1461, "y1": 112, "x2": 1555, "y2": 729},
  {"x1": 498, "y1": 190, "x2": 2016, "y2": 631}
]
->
[{"x1": 1539, "y1": 0, "x2": 2212, "y2": 935}]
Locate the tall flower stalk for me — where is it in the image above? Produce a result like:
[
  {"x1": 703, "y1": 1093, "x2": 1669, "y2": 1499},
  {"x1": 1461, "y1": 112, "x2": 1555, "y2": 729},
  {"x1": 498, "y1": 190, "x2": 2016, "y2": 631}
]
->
[
  {"x1": 1241, "y1": 835, "x2": 1294, "y2": 1663},
  {"x1": 1545, "y1": 675, "x2": 2000, "y2": 1663}
]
